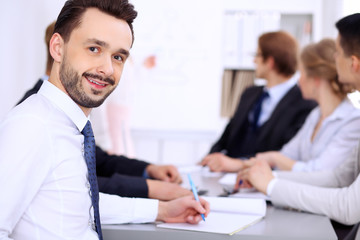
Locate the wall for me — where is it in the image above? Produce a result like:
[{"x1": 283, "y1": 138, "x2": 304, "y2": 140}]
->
[{"x1": 0, "y1": 0, "x2": 66, "y2": 119}]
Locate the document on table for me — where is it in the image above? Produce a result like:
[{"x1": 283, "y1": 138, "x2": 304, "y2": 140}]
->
[
  {"x1": 178, "y1": 165, "x2": 224, "y2": 177},
  {"x1": 219, "y1": 173, "x2": 270, "y2": 200},
  {"x1": 157, "y1": 197, "x2": 266, "y2": 235}
]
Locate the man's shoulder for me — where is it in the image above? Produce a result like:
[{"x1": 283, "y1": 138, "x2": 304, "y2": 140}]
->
[
  {"x1": 7, "y1": 94, "x2": 60, "y2": 127},
  {"x1": 244, "y1": 85, "x2": 263, "y2": 92},
  {"x1": 16, "y1": 79, "x2": 44, "y2": 106},
  {"x1": 284, "y1": 85, "x2": 317, "y2": 107},
  {"x1": 242, "y1": 85, "x2": 263, "y2": 97}
]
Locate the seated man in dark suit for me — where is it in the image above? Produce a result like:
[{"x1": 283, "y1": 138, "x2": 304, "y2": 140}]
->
[
  {"x1": 201, "y1": 31, "x2": 317, "y2": 172},
  {"x1": 17, "y1": 21, "x2": 191, "y2": 201}
]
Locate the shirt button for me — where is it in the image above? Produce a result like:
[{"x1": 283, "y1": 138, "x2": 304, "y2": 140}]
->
[{"x1": 86, "y1": 182, "x2": 90, "y2": 189}]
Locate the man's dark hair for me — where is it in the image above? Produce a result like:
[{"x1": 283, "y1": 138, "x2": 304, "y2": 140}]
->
[
  {"x1": 55, "y1": 0, "x2": 137, "y2": 45},
  {"x1": 335, "y1": 13, "x2": 360, "y2": 58},
  {"x1": 258, "y1": 31, "x2": 298, "y2": 77}
]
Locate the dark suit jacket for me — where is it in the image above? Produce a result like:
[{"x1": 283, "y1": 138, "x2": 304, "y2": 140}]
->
[
  {"x1": 17, "y1": 79, "x2": 150, "y2": 198},
  {"x1": 210, "y1": 85, "x2": 317, "y2": 158}
]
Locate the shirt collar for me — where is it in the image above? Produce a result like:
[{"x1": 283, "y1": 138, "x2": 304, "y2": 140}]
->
[
  {"x1": 41, "y1": 75, "x2": 49, "y2": 81},
  {"x1": 326, "y1": 99, "x2": 354, "y2": 122},
  {"x1": 264, "y1": 72, "x2": 298, "y2": 102},
  {"x1": 38, "y1": 80, "x2": 89, "y2": 132}
]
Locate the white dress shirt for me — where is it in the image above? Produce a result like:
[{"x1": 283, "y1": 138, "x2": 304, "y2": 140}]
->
[
  {"x1": 0, "y1": 80, "x2": 157, "y2": 240},
  {"x1": 269, "y1": 142, "x2": 360, "y2": 226},
  {"x1": 258, "y1": 73, "x2": 298, "y2": 126},
  {"x1": 280, "y1": 99, "x2": 360, "y2": 172}
]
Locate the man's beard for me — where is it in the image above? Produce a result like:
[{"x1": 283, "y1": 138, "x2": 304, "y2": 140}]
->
[{"x1": 59, "y1": 56, "x2": 116, "y2": 108}]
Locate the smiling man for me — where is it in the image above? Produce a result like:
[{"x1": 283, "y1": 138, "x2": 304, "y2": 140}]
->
[
  {"x1": 0, "y1": 1, "x2": 209, "y2": 240},
  {"x1": 51, "y1": 8, "x2": 132, "y2": 113}
]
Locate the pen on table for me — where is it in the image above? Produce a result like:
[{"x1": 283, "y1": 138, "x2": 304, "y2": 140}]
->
[{"x1": 187, "y1": 173, "x2": 206, "y2": 221}]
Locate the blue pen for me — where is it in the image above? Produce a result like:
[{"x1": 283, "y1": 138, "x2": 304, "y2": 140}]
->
[
  {"x1": 187, "y1": 173, "x2": 206, "y2": 221},
  {"x1": 232, "y1": 179, "x2": 243, "y2": 194}
]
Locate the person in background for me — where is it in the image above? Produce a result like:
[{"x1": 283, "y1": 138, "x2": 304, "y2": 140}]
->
[
  {"x1": 17, "y1": 21, "x2": 192, "y2": 201},
  {"x1": 255, "y1": 38, "x2": 360, "y2": 172},
  {"x1": 234, "y1": 13, "x2": 360, "y2": 240},
  {"x1": 201, "y1": 31, "x2": 316, "y2": 172},
  {"x1": 215, "y1": 39, "x2": 360, "y2": 174},
  {"x1": 0, "y1": 1, "x2": 210, "y2": 239}
]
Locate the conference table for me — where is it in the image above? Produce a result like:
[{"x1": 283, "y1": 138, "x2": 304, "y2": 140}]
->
[{"x1": 102, "y1": 169, "x2": 337, "y2": 240}]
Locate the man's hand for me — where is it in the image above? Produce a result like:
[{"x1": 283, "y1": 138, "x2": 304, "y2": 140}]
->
[
  {"x1": 146, "y1": 164, "x2": 182, "y2": 183},
  {"x1": 200, "y1": 152, "x2": 243, "y2": 172},
  {"x1": 147, "y1": 179, "x2": 192, "y2": 201},
  {"x1": 157, "y1": 195, "x2": 210, "y2": 224},
  {"x1": 234, "y1": 160, "x2": 274, "y2": 194}
]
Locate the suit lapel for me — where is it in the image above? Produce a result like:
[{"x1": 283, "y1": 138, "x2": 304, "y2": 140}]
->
[{"x1": 228, "y1": 86, "x2": 264, "y2": 142}]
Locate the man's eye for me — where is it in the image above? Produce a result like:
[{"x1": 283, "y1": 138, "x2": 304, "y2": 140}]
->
[
  {"x1": 114, "y1": 55, "x2": 123, "y2": 61},
  {"x1": 89, "y1": 47, "x2": 99, "y2": 53}
]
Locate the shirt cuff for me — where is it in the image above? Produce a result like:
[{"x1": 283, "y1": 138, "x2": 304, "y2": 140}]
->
[
  {"x1": 100, "y1": 193, "x2": 158, "y2": 224},
  {"x1": 266, "y1": 178, "x2": 278, "y2": 196},
  {"x1": 132, "y1": 198, "x2": 159, "y2": 223},
  {"x1": 143, "y1": 169, "x2": 150, "y2": 178},
  {"x1": 291, "y1": 162, "x2": 305, "y2": 172}
]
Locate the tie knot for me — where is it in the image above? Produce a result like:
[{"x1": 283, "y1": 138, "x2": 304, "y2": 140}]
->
[
  {"x1": 81, "y1": 120, "x2": 94, "y2": 137},
  {"x1": 259, "y1": 90, "x2": 269, "y2": 101}
]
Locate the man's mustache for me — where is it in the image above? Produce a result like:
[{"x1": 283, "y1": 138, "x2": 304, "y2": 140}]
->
[{"x1": 83, "y1": 72, "x2": 115, "y2": 86}]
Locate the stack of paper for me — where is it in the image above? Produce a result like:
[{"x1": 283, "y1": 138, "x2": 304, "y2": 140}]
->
[{"x1": 157, "y1": 197, "x2": 266, "y2": 235}]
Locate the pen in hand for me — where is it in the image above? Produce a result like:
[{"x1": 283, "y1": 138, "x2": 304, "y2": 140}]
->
[
  {"x1": 187, "y1": 173, "x2": 206, "y2": 221},
  {"x1": 232, "y1": 179, "x2": 243, "y2": 194}
]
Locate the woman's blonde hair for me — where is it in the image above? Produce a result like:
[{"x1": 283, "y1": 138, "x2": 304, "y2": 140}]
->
[{"x1": 300, "y1": 38, "x2": 352, "y2": 97}]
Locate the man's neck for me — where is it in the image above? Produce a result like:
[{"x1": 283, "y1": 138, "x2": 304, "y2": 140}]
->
[{"x1": 265, "y1": 71, "x2": 292, "y2": 88}]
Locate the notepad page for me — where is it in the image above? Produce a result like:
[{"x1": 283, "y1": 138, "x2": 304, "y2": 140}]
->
[
  {"x1": 231, "y1": 190, "x2": 270, "y2": 201},
  {"x1": 218, "y1": 173, "x2": 237, "y2": 185},
  {"x1": 157, "y1": 197, "x2": 266, "y2": 235},
  {"x1": 157, "y1": 211, "x2": 263, "y2": 235},
  {"x1": 202, "y1": 197, "x2": 266, "y2": 216}
]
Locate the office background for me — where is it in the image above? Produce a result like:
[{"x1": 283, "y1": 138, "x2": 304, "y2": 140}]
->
[{"x1": 0, "y1": 0, "x2": 359, "y2": 165}]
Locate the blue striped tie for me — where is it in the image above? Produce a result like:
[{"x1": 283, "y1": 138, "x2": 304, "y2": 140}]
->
[{"x1": 82, "y1": 120, "x2": 103, "y2": 240}]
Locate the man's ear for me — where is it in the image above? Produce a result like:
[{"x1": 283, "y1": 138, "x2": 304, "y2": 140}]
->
[
  {"x1": 351, "y1": 55, "x2": 360, "y2": 73},
  {"x1": 313, "y1": 76, "x2": 321, "y2": 87},
  {"x1": 49, "y1": 33, "x2": 64, "y2": 63},
  {"x1": 265, "y1": 56, "x2": 275, "y2": 69}
]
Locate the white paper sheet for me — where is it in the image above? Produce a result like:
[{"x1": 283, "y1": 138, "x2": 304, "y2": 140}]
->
[{"x1": 157, "y1": 197, "x2": 266, "y2": 235}]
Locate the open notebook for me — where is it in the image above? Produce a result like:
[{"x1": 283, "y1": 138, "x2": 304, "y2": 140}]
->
[{"x1": 157, "y1": 197, "x2": 266, "y2": 235}]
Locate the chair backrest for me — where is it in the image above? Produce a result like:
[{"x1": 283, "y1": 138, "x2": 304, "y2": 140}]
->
[{"x1": 344, "y1": 223, "x2": 360, "y2": 240}]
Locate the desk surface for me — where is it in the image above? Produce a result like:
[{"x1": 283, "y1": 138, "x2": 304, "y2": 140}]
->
[{"x1": 103, "y1": 173, "x2": 337, "y2": 240}]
